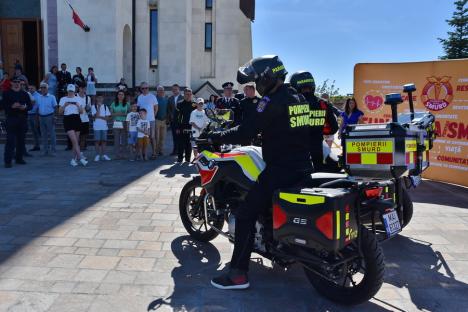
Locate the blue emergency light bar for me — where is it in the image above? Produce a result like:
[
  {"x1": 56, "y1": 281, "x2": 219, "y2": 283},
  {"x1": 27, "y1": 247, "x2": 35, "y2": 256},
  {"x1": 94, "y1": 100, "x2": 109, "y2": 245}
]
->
[
  {"x1": 384, "y1": 93, "x2": 403, "y2": 105},
  {"x1": 403, "y1": 83, "x2": 416, "y2": 93}
]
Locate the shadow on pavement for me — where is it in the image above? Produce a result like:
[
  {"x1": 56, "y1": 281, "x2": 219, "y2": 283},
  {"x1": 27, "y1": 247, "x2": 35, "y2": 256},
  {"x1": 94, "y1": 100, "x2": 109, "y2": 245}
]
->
[
  {"x1": 0, "y1": 153, "x2": 177, "y2": 266},
  {"x1": 148, "y1": 236, "x2": 396, "y2": 312},
  {"x1": 160, "y1": 162, "x2": 197, "y2": 178},
  {"x1": 410, "y1": 180, "x2": 468, "y2": 209},
  {"x1": 384, "y1": 234, "x2": 468, "y2": 311}
]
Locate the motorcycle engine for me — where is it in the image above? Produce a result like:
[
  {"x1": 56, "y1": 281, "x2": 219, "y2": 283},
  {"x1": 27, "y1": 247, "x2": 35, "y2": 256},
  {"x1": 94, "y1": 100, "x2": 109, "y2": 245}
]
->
[{"x1": 254, "y1": 222, "x2": 266, "y2": 252}]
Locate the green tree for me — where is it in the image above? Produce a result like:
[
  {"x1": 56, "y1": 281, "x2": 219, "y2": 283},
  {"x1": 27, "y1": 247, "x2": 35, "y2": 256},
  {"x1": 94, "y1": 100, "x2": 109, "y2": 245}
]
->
[
  {"x1": 439, "y1": 0, "x2": 468, "y2": 59},
  {"x1": 315, "y1": 79, "x2": 340, "y2": 97}
]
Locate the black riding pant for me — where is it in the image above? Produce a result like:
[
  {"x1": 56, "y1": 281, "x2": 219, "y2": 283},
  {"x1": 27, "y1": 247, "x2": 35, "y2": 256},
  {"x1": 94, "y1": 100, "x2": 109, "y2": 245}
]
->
[
  {"x1": 310, "y1": 137, "x2": 324, "y2": 172},
  {"x1": 171, "y1": 122, "x2": 178, "y2": 153},
  {"x1": 230, "y1": 165, "x2": 310, "y2": 272},
  {"x1": 177, "y1": 130, "x2": 191, "y2": 162},
  {"x1": 4, "y1": 117, "x2": 27, "y2": 164}
]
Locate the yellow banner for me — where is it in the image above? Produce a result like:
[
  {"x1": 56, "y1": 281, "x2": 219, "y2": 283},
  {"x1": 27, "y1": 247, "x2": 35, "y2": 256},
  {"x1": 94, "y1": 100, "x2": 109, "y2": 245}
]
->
[
  {"x1": 346, "y1": 140, "x2": 394, "y2": 153},
  {"x1": 354, "y1": 59, "x2": 468, "y2": 186}
]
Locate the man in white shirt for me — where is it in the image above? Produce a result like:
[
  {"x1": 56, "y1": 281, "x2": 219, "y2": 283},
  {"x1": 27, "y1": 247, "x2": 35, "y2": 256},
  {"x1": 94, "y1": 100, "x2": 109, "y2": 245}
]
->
[
  {"x1": 137, "y1": 82, "x2": 158, "y2": 158},
  {"x1": 91, "y1": 95, "x2": 112, "y2": 161}
]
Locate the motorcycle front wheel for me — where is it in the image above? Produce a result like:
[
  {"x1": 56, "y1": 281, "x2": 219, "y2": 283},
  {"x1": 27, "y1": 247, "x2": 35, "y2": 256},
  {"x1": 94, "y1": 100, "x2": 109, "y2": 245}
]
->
[
  {"x1": 179, "y1": 176, "x2": 224, "y2": 242},
  {"x1": 303, "y1": 226, "x2": 384, "y2": 305}
]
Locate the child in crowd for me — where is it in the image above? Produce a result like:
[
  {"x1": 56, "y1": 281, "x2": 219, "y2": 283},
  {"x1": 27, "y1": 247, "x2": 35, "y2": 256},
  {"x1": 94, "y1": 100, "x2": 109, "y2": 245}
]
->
[
  {"x1": 189, "y1": 98, "x2": 210, "y2": 158},
  {"x1": 126, "y1": 103, "x2": 140, "y2": 161},
  {"x1": 91, "y1": 95, "x2": 112, "y2": 161},
  {"x1": 136, "y1": 108, "x2": 150, "y2": 161}
]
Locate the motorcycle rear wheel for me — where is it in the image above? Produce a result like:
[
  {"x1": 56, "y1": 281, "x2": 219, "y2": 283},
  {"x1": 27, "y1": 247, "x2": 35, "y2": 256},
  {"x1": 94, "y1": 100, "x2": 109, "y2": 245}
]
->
[
  {"x1": 303, "y1": 226, "x2": 384, "y2": 305},
  {"x1": 179, "y1": 176, "x2": 224, "y2": 242},
  {"x1": 401, "y1": 188, "x2": 413, "y2": 228}
]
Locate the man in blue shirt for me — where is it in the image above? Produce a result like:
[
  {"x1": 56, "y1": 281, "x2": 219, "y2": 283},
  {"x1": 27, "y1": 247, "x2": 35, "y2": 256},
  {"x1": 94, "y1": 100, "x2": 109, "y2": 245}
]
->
[
  {"x1": 155, "y1": 85, "x2": 169, "y2": 156},
  {"x1": 36, "y1": 82, "x2": 58, "y2": 156},
  {"x1": 27, "y1": 85, "x2": 41, "y2": 152}
]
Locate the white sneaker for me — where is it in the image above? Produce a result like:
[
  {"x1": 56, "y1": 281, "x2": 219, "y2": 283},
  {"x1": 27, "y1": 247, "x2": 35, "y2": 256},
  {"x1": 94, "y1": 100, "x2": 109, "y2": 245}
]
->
[
  {"x1": 94, "y1": 155, "x2": 100, "y2": 162},
  {"x1": 102, "y1": 155, "x2": 111, "y2": 161},
  {"x1": 80, "y1": 158, "x2": 88, "y2": 166},
  {"x1": 80, "y1": 152, "x2": 87, "y2": 161},
  {"x1": 70, "y1": 159, "x2": 78, "y2": 167}
]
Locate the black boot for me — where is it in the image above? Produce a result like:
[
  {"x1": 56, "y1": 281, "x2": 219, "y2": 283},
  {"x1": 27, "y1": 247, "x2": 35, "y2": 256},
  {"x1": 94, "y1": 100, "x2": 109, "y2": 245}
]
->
[{"x1": 211, "y1": 269, "x2": 249, "y2": 290}]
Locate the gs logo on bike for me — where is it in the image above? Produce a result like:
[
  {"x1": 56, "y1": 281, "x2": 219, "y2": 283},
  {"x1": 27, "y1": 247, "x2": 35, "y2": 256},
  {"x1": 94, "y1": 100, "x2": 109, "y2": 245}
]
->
[{"x1": 293, "y1": 217, "x2": 308, "y2": 225}]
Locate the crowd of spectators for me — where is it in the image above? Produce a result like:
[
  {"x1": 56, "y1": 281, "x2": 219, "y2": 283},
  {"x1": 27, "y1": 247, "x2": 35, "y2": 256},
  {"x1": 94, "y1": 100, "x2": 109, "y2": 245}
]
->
[{"x1": 0, "y1": 62, "x2": 353, "y2": 169}]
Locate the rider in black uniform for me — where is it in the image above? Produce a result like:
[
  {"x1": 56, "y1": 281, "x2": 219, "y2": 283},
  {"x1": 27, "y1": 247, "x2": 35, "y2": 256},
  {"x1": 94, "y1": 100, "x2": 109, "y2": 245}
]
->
[
  {"x1": 208, "y1": 55, "x2": 313, "y2": 290},
  {"x1": 238, "y1": 84, "x2": 260, "y2": 146},
  {"x1": 289, "y1": 71, "x2": 338, "y2": 172}
]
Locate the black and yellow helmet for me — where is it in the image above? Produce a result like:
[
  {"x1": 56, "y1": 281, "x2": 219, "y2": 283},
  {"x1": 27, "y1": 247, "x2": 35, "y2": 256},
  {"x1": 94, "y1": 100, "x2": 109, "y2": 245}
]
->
[
  {"x1": 289, "y1": 71, "x2": 316, "y2": 93},
  {"x1": 237, "y1": 55, "x2": 287, "y2": 96}
]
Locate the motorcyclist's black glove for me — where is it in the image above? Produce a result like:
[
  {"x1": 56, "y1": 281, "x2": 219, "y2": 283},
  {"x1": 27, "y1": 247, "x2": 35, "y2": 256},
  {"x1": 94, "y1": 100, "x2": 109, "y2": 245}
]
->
[{"x1": 206, "y1": 131, "x2": 223, "y2": 145}]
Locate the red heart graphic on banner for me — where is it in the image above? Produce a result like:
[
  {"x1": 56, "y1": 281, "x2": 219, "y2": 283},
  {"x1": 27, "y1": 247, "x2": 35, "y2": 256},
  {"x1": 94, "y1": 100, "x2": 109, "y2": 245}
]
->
[{"x1": 365, "y1": 95, "x2": 383, "y2": 111}]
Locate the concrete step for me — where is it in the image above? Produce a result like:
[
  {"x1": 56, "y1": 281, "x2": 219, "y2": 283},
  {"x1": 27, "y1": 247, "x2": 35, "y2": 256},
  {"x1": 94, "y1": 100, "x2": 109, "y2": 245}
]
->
[{"x1": 1, "y1": 117, "x2": 119, "y2": 145}]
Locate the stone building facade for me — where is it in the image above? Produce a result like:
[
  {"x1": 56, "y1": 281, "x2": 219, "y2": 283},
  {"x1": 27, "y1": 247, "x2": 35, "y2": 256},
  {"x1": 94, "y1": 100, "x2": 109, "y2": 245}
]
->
[{"x1": 0, "y1": 0, "x2": 253, "y2": 93}]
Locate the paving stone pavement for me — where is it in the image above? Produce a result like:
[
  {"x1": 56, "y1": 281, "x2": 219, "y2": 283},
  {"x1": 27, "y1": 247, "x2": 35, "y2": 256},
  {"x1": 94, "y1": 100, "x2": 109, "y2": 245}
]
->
[{"x1": 0, "y1": 143, "x2": 467, "y2": 312}]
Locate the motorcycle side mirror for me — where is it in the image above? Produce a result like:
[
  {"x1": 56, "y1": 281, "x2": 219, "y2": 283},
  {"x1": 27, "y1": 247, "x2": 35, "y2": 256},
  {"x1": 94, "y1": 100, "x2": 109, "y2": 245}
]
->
[{"x1": 205, "y1": 108, "x2": 216, "y2": 120}]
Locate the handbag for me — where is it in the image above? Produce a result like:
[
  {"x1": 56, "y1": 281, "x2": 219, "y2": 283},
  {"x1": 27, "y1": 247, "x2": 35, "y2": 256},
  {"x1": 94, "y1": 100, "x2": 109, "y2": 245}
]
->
[{"x1": 113, "y1": 121, "x2": 124, "y2": 129}]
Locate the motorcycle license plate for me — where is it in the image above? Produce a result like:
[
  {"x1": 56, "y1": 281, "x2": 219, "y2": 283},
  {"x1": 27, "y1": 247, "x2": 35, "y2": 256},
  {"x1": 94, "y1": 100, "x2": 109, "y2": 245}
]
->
[{"x1": 382, "y1": 210, "x2": 401, "y2": 237}]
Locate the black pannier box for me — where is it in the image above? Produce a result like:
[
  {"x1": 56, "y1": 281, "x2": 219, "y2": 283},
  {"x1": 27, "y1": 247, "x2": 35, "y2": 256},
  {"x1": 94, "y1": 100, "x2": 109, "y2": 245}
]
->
[{"x1": 273, "y1": 188, "x2": 359, "y2": 252}]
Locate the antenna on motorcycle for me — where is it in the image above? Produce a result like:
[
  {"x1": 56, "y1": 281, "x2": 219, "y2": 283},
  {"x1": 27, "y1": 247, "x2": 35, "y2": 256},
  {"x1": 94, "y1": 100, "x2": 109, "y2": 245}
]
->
[
  {"x1": 384, "y1": 93, "x2": 403, "y2": 123},
  {"x1": 403, "y1": 83, "x2": 416, "y2": 121}
]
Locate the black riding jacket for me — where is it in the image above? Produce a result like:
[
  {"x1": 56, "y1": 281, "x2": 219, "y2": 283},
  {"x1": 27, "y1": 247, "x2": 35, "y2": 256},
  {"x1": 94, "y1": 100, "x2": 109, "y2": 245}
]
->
[
  {"x1": 175, "y1": 100, "x2": 195, "y2": 130},
  {"x1": 304, "y1": 93, "x2": 339, "y2": 139},
  {"x1": 239, "y1": 96, "x2": 260, "y2": 125},
  {"x1": 211, "y1": 85, "x2": 312, "y2": 170}
]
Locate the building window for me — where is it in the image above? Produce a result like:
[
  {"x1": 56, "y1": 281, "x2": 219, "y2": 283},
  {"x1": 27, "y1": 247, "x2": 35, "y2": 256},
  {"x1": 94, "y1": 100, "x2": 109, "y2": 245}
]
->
[
  {"x1": 150, "y1": 9, "x2": 158, "y2": 67},
  {"x1": 206, "y1": 0, "x2": 213, "y2": 9},
  {"x1": 205, "y1": 23, "x2": 212, "y2": 50}
]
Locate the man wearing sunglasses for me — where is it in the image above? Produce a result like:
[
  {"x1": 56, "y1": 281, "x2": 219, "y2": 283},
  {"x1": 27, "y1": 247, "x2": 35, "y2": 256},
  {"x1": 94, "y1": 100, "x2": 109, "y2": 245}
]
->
[{"x1": 0, "y1": 78, "x2": 32, "y2": 168}]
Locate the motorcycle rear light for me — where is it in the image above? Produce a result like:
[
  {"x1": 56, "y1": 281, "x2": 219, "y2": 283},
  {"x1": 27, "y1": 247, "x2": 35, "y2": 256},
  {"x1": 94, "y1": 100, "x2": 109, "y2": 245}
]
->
[
  {"x1": 315, "y1": 211, "x2": 333, "y2": 240},
  {"x1": 365, "y1": 187, "x2": 383, "y2": 198},
  {"x1": 273, "y1": 203, "x2": 287, "y2": 230}
]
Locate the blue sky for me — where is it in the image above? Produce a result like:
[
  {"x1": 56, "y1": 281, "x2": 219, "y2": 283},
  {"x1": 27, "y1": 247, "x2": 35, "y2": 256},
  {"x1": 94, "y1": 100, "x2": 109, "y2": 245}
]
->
[{"x1": 252, "y1": 0, "x2": 455, "y2": 95}]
